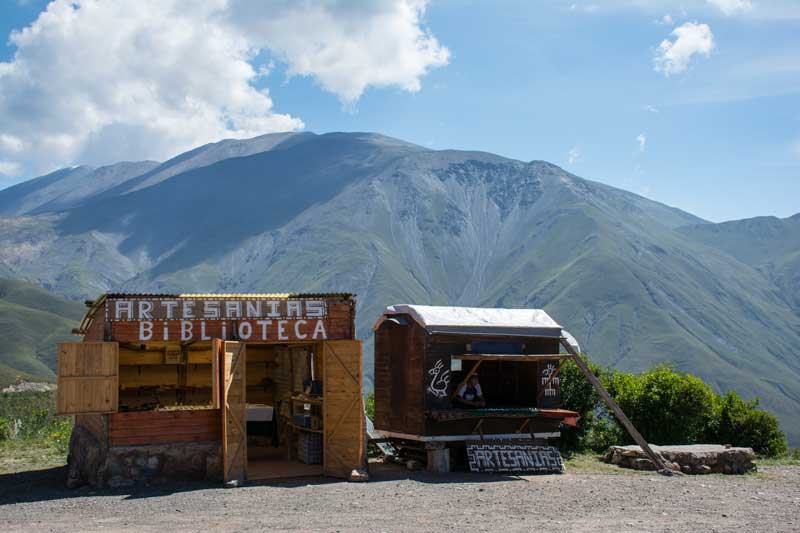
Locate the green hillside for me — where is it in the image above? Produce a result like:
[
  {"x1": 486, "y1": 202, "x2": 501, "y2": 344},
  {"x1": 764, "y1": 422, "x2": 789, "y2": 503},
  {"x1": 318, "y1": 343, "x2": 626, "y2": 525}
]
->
[
  {"x1": 0, "y1": 132, "x2": 798, "y2": 443},
  {"x1": 0, "y1": 278, "x2": 84, "y2": 386}
]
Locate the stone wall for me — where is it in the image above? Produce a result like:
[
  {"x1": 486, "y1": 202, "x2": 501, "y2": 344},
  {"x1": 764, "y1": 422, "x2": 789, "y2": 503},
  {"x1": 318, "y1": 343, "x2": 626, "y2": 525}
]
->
[
  {"x1": 67, "y1": 425, "x2": 222, "y2": 488},
  {"x1": 602, "y1": 444, "x2": 756, "y2": 475}
]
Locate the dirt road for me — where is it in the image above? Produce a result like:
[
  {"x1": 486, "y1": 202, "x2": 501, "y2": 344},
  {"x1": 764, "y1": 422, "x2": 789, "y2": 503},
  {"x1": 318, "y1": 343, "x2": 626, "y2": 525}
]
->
[{"x1": 1, "y1": 463, "x2": 798, "y2": 532}]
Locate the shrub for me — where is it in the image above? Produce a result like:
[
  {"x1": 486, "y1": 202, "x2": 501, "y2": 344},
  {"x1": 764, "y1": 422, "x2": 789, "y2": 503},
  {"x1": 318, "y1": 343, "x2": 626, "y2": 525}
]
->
[
  {"x1": 610, "y1": 364, "x2": 716, "y2": 445},
  {"x1": 364, "y1": 392, "x2": 375, "y2": 420},
  {"x1": 714, "y1": 391, "x2": 787, "y2": 457},
  {"x1": 559, "y1": 355, "x2": 607, "y2": 451},
  {"x1": 0, "y1": 417, "x2": 10, "y2": 441}
]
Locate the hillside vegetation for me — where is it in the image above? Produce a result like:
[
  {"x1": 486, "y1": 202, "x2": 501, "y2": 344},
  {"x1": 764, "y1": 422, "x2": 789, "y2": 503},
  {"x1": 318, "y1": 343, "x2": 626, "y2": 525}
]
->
[
  {"x1": 0, "y1": 131, "x2": 797, "y2": 443},
  {"x1": 0, "y1": 279, "x2": 84, "y2": 385}
]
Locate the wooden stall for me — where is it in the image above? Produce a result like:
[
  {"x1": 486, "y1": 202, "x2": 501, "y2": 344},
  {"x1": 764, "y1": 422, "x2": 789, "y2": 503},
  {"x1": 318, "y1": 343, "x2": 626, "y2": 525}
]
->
[
  {"x1": 372, "y1": 304, "x2": 580, "y2": 473},
  {"x1": 58, "y1": 293, "x2": 365, "y2": 487}
]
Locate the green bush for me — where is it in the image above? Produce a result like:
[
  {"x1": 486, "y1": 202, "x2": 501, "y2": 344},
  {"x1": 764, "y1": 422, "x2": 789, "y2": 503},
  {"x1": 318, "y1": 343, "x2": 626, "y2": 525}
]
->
[
  {"x1": 559, "y1": 355, "x2": 604, "y2": 451},
  {"x1": 364, "y1": 392, "x2": 375, "y2": 420},
  {"x1": 0, "y1": 417, "x2": 10, "y2": 441},
  {"x1": 559, "y1": 357, "x2": 788, "y2": 457},
  {"x1": 714, "y1": 391, "x2": 787, "y2": 457},
  {"x1": 610, "y1": 364, "x2": 717, "y2": 445}
]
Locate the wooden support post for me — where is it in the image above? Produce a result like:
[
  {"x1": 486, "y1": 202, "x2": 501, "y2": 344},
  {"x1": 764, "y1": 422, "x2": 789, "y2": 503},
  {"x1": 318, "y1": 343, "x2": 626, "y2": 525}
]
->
[
  {"x1": 516, "y1": 418, "x2": 531, "y2": 434},
  {"x1": 426, "y1": 442, "x2": 450, "y2": 473},
  {"x1": 450, "y1": 360, "x2": 482, "y2": 401},
  {"x1": 559, "y1": 337, "x2": 672, "y2": 475}
]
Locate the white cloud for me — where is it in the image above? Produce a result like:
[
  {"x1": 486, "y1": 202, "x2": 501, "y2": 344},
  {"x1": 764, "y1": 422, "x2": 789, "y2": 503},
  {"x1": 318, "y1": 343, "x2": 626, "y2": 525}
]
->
[
  {"x1": 0, "y1": 0, "x2": 449, "y2": 175},
  {"x1": 657, "y1": 14, "x2": 675, "y2": 25},
  {"x1": 637, "y1": 133, "x2": 647, "y2": 152},
  {"x1": 568, "y1": 147, "x2": 580, "y2": 165},
  {"x1": 707, "y1": 0, "x2": 753, "y2": 16},
  {"x1": 0, "y1": 160, "x2": 22, "y2": 177},
  {"x1": 654, "y1": 22, "x2": 715, "y2": 76},
  {"x1": 643, "y1": 104, "x2": 660, "y2": 113},
  {"x1": 569, "y1": 3, "x2": 599, "y2": 13}
]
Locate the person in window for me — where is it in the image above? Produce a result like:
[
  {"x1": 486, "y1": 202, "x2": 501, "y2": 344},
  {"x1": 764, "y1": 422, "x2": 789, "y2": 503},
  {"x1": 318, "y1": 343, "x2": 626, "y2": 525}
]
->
[{"x1": 455, "y1": 374, "x2": 486, "y2": 408}]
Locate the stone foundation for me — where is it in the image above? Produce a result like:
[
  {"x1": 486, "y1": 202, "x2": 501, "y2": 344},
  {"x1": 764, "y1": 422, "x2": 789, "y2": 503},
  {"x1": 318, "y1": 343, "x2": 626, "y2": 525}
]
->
[
  {"x1": 67, "y1": 425, "x2": 222, "y2": 488},
  {"x1": 602, "y1": 444, "x2": 756, "y2": 475}
]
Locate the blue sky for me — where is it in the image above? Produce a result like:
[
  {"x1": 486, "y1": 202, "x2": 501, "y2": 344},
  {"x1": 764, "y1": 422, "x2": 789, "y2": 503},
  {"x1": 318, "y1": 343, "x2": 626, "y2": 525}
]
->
[{"x1": 0, "y1": 0, "x2": 798, "y2": 222}]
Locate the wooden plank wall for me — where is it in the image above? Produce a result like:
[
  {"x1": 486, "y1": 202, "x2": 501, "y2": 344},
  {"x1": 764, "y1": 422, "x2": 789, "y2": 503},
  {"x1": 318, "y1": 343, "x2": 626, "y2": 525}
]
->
[
  {"x1": 108, "y1": 409, "x2": 221, "y2": 446},
  {"x1": 323, "y1": 340, "x2": 364, "y2": 478},
  {"x1": 373, "y1": 319, "x2": 425, "y2": 436},
  {"x1": 57, "y1": 342, "x2": 118, "y2": 415}
]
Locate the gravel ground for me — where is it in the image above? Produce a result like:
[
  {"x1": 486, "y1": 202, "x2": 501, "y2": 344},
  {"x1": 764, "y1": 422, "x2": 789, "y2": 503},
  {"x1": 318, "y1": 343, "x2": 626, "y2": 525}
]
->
[{"x1": 1, "y1": 463, "x2": 799, "y2": 532}]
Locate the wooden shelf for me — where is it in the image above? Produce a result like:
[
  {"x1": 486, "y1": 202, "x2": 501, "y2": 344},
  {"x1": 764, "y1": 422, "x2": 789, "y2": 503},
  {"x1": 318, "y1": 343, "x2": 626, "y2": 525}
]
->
[{"x1": 291, "y1": 395, "x2": 323, "y2": 404}]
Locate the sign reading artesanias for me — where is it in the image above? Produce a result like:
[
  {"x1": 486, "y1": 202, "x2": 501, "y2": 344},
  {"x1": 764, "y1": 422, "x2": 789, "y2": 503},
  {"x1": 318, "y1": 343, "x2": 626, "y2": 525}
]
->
[
  {"x1": 466, "y1": 441, "x2": 564, "y2": 474},
  {"x1": 105, "y1": 296, "x2": 350, "y2": 343}
]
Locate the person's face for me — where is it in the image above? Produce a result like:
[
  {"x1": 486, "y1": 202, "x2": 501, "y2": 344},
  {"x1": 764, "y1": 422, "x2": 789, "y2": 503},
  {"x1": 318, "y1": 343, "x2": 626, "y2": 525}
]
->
[{"x1": 469, "y1": 376, "x2": 479, "y2": 386}]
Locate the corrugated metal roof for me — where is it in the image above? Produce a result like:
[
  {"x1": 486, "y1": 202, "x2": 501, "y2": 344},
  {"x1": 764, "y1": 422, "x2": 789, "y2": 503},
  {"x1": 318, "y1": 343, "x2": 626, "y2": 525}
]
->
[{"x1": 103, "y1": 292, "x2": 354, "y2": 299}]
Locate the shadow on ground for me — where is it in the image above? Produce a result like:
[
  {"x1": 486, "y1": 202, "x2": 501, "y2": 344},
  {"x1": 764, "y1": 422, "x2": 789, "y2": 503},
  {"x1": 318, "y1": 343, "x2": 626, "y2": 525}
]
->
[{"x1": 0, "y1": 462, "x2": 535, "y2": 506}]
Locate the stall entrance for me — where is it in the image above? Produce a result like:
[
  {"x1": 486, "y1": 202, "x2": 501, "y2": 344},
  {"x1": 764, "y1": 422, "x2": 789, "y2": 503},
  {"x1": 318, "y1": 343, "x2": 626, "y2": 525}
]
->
[
  {"x1": 218, "y1": 339, "x2": 364, "y2": 484},
  {"x1": 217, "y1": 339, "x2": 326, "y2": 483}
]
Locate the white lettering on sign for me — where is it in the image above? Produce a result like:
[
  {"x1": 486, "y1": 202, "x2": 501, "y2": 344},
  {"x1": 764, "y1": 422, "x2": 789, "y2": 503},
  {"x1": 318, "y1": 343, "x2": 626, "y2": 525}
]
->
[
  {"x1": 225, "y1": 301, "x2": 241, "y2": 319},
  {"x1": 138, "y1": 301, "x2": 153, "y2": 320},
  {"x1": 127, "y1": 318, "x2": 331, "y2": 342},
  {"x1": 238, "y1": 321, "x2": 252, "y2": 340},
  {"x1": 467, "y1": 443, "x2": 564, "y2": 473},
  {"x1": 203, "y1": 301, "x2": 219, "y2": 318},
  {"x1": 162, "y1": 300, "x2": 178, "y2": 319},
  {"x1": 140, "y1": 320, "x2": 153, "y2": 340},
  {"x1": 115, "y1": 300, "x2": 132, "y2": 320},
  {"x1": 109, "y1": 297, "x2": 329, "y2": 321},
  {"x1": 295, "y1": 319, "x2": 307, "y2": 340},
  {"x1": 181, "y1": 320, "x2": 193, "y2": 341},
  {"x1": 257, "y1": 320, "x2": 272, "y2": 339}
]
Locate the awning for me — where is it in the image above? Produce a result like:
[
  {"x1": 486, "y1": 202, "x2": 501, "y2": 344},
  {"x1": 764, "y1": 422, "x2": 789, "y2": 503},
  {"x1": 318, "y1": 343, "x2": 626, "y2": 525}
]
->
[{"x1": 453, "y1": 353, "x2": 570, "y2": 362}]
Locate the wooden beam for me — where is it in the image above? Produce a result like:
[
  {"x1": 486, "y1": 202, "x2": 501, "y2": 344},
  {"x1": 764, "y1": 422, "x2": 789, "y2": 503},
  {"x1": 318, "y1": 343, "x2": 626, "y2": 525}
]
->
[
  {"x1": 455, "y1": 354, "x2": 570, "y2": 361},
  {"x1": 450, "y1": 360, "x2": 483, "y2": 401},
  {"x1": 559, "y1": 338, "x2": 672, "y2": 475}
]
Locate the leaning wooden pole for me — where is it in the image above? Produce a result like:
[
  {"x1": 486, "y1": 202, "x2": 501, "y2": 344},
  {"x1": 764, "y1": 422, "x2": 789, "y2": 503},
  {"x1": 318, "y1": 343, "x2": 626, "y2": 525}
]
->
[{"x1": 559, "y1": 337, "x2": 673, "y2": 475}]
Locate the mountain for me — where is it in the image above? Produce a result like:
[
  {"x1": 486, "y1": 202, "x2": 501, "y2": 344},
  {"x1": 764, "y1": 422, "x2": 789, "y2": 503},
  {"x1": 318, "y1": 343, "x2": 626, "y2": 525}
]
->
[
  {"x1": 0, "y1": 278, "x2": 85, "y2": 385},
  {"x1": 678, "y1": 215, "x2": 800, "y2": 314},
  {"x1": 0, "y1": 131, "x2": 798, "y2": 443},
  {"x1": 0, "y1": 162, "x2": 159, "y2": 216}
]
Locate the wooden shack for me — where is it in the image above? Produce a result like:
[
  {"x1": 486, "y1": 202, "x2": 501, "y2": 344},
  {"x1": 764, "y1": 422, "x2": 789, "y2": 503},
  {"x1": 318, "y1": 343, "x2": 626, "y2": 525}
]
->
[
  {"x1": 372, "y1": 304, "x2": 580, "y2": 472},
  {"x1": 58, "y1": 292, "x2": 365, "y2": 487}
]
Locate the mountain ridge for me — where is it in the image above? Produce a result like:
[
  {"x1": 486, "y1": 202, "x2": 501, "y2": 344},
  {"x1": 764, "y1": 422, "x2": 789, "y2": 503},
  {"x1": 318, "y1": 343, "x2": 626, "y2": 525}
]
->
[{"x1": 0, "y1": 131, "x2": 797, "y2": 443}]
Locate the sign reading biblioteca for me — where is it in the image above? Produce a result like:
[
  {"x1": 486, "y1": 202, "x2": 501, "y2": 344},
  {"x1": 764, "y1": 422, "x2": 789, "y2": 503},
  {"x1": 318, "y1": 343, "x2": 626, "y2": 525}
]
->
[
  {"x1": 106, "y1": 296, "x2": 335, "y2": 342},
  {"x1": 466, "y1": 441, "x2": 564, "y2": 473}
]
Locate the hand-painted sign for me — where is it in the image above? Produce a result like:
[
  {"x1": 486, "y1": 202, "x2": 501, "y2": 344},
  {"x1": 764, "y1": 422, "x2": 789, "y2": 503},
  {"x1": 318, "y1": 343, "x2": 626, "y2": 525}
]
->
[
  {"x1": 466, "y1": 442, "x2": 564, "y2": 473},
  {"x1": 104, "y1": 296, "x2": 350, "y2": 342}
]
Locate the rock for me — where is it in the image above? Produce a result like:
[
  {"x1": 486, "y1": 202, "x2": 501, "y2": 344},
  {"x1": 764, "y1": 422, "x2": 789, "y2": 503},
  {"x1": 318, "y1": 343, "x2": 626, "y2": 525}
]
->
[
  {"x1": 406, "y1": 459, "x2": 423, "y2": 471},
  {"x1": 349, "y1": 469, "x2": 369, "y2": 482},
  {"x1": 602, "y1": 444, "x2": 756, "y2": 475}
]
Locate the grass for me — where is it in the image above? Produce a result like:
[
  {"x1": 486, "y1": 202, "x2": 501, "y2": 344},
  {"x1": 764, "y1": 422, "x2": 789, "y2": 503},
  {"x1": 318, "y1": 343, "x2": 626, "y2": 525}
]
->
[
  {"x1": 562, "y1": 451, "x2": 639, "y2": 475},
  {"x1": 0, "y1": 389, "x2": 72, "y2": 475}
]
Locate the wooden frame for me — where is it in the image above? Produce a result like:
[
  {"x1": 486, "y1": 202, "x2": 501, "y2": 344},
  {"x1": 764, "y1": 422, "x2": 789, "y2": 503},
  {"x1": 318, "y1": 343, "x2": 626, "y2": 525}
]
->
[{"x1": 56, "y1": 342, "x2": 119, "y2": 415}]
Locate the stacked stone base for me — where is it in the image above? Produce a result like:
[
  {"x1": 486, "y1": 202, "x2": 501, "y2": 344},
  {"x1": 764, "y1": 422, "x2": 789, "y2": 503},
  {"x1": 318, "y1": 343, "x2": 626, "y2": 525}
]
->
[
  {"x1": 602, "y1": 444, "x2": 756, "y2": 475},
  {"x1": 67, "y1": 426, "x2": 222, "y2": 488}
]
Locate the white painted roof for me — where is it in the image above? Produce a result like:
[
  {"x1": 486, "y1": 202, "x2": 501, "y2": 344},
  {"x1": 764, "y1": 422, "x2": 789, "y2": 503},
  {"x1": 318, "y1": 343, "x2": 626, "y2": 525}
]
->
[
  {"x1": 376, "y1": 304, "x2": 562, "y2": 330},
  {"x1": 373, "y1": 304, "x2": 580, "y2": 349}
]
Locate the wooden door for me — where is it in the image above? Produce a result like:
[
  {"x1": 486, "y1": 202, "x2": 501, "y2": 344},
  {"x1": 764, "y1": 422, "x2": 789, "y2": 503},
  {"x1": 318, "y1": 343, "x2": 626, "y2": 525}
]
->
[
  {"x1": 56, "y1": 342, "x2": 118, "y2": 415},
  {"x1": 221, "y1": 341, "x2": 247, "y2": 484},
  {"x1": 322, "y1": 340, "x2": 364, "y2": 478}
]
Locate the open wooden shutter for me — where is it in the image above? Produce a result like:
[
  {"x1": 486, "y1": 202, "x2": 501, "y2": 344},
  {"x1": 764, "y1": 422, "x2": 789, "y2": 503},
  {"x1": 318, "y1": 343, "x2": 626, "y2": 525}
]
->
[
  {"x1": 56, "y1": 342, "x2": 118, "y2": 415},
  {"x1": 323, "y1": 340, "x2": 364, "y2": 478},
  {"x1": 221, "y1": 341, "x2": 247, "y2": 484}
]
